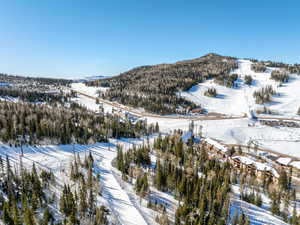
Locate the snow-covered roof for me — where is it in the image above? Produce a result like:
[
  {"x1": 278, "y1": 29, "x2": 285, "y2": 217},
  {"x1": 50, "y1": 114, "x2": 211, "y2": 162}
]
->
[
  {"x1": 232, "y1": 156, "x2": 272, "y2": 172},
  {"x1": 290, "y1": 161, "x2": 300, "y2": 170},
  {"x1": 272, "y1": 168, "x2": 280, "y2": 178},
  {"x1": 232, "y1": 156, "x2": 253, "y2": 165},
  {"x1": 276, "y1": 157, "x2": 292, "y2": 166},
  {"x1": 255, "y1": 161, "x2": 273, "y2": 172},
  {"x1": 205, "y1": 138, "x2": 228, "y2": 153}
]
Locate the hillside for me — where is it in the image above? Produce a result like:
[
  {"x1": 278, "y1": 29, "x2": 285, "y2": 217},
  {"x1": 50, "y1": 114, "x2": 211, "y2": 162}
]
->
[
  {"x1": 86, "y1": 53, "x2": 238, "y2": 114},
  {"x1": 86, "y1": 54, "x2": 300, "y2": 117},
  {"x1": 181, "y1": 59, "x2": 300, "y2": 117}
]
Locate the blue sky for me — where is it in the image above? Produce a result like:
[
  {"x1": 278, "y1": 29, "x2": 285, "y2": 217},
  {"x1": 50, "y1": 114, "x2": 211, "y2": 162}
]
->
[{"x1": 0, "y1": 0, "x2": 299, "y2": 78}]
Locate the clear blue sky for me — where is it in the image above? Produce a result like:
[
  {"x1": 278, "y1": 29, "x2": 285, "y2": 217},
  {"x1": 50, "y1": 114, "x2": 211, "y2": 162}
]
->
[{"x1": 0, "y1": 0, "x2": 299, "y2": 78}]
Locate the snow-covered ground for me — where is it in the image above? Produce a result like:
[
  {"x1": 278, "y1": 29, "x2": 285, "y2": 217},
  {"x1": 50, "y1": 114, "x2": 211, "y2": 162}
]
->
[
  {"x1": 1, "y1": 136, "x2": 293, "y2": 225},
  {"x1": 181, "y1": 59, "x2": 300, "y2": 118},
  {"x1": 180, "y1": 79, "x2": 249, "y2": 116},
  {"x1": 230, "y1": 193, "x2": 288, "y2": 225},
  {"x1": 72, "y1": 82, "x2": 109, "y2": 97},
  {"x1": 145, "y1": 116, "x2": 300, "y2": 158},
  {"x1": 72, "y1": 94, "x2": 114, "y2": 113}
]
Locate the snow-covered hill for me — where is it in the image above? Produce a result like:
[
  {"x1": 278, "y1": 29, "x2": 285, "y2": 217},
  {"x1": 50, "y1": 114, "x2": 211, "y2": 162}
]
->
[{"x1": 181, "y1": 59, "x2": 300, "y2": 118}]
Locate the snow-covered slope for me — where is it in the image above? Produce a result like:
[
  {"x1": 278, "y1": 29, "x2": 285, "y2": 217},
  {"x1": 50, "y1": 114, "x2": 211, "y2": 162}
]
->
[
  {"x1": 0, "y1": 138, "x2": 291, "y2": 225},
  {"x1": 181, "y1": 59, "x2": 300, "y2": 118},
  {"x1": 0, "y1": 139, "x2": 152, "y2": 225},
  {"x1": 180, "y1": 79, "x2": 249, "y2": 116}
]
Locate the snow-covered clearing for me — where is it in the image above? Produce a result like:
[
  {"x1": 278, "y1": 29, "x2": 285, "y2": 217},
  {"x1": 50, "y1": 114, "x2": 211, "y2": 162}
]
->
[
  {"x1": 72, "y1": 94, "x2": 113, "y2": 113},
  {"x1": 72, "y1": 82, "x2": 109, "y2": 97}
]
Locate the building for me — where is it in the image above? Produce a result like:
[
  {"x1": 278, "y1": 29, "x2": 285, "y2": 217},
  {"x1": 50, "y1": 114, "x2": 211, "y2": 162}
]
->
[
  {"x1": 231, "y1": 156, "x2": 278, "y2": 179},
  {"x1": 276, "y1": 157, "x2": 292, "y2": 169},
  {"x1": 204, "y1": 138, "x2": 228, "y2": 157}
]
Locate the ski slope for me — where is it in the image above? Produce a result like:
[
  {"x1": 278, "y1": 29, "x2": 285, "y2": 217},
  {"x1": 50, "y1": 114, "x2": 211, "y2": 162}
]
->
[{"x1": 181, "y1": 59, "x2": 300, "y2": 118}]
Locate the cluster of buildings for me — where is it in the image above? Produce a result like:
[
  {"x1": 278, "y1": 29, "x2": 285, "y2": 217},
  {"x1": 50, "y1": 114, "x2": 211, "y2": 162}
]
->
[{"x1": 201, "y1": 137, "x2": 297, "y2": 181}]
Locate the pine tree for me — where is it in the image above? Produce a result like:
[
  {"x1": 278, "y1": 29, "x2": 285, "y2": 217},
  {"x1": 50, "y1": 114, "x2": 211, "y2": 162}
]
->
[
  {"x1": 41, "y1": 207, "x2": 53, "y2": 225},
  {"x1": 24, "y1": 207, "x2": 36, "y2": 225},
  {"x1": 245, "y1": 216, "x2": 251, "y2": 225},
  {"x1": 117, "y1": 146, "x2": 124, "y2": 173},
  {"x1": 11, "y1": 201, "x2": 22, "y2": 225},
  {"x1": 79, "y1": 186, "x2": 88, "y2": 217},
  {"x1": 0, "y1": 155, "x2": 3, "y2": 176},
  {"x1": 279, "y1": 169, "x2": 288, "y2": 190},
  {"x1": 2, "y1": 202, "x2": 14, "y2": 225},
  {"x1": 155, "y1": 122, "x2": 159, "y2": 133},
  {"x1": 155, "y1": 159, "x2": 164, "y2": 191},
  {"x1": 88, "y1": 188, "x2": 95, "y2": 217}
]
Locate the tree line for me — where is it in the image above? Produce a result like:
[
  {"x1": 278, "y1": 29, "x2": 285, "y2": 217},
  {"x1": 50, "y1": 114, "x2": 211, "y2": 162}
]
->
[
  {"x1": 0, "y1": 73, "x2": 71, "y2": 86},
  {"x1": 0, "y1": 87, "x2": 73, "y2": 103},
  {"x1": 0, "y1": 101, "x2": 151, "y2": 145}
]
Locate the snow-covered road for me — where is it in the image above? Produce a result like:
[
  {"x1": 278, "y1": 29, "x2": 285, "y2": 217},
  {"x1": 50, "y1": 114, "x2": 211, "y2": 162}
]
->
[{"x1": 91, "y1": 144, "x2": 149, "y2": 225}]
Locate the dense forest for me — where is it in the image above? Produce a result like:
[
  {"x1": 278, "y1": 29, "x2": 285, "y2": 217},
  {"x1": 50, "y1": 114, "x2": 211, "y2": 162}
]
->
[
  {"x1": 0, "y1": 101, "x2": 152, "y2": 145},
  {"x1": 116, "y1": 133, "x2": 300, "y2": 225},
  {"x1": 0, "y1": 72, "x2": 74, "y2": 103},
  {"x1": 0, "y1": 87, "x2": 73, "y2": 103},
  {"x1": 0, "y1": 152, "x2": 111, "y2": 224},
  {"x1": 0, "y1": 73, "x2": 71, "y2": 86},
  {"x1": 86, "y1": 53, "x2": 238, "y2": 114}
]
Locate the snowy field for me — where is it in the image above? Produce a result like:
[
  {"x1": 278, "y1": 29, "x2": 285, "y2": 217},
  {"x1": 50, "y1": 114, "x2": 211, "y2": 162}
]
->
[
  {"x1": 146, "y1": 116, "x2": 300, "y2": 158},
  {"x1": 72, "y1": 82, "x2": 109, "y2": 97}
]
